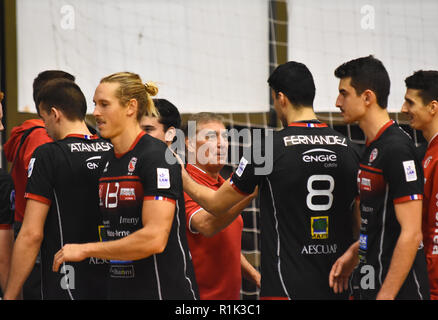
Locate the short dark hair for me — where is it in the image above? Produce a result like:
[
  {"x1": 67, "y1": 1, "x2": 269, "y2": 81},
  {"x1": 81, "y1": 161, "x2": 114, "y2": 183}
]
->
[
  {"x1": 267, "y1": 61, "x2": 316, "y2": 107},
  {"x1": 405, "y1": 70, "x2": 438, "y2": 105},
  {"x1": 153, "y1": 99, "x2": 181, "y2": 130},
  {"x1": 36, "y1": 78, "x2": 87, "y2": 121},
  {"x1": 334, "y1": 55, "x2": 390, "y2": 109},
  {"x1": 33, "y1": 70, "x2": 75, "y2": 107}
]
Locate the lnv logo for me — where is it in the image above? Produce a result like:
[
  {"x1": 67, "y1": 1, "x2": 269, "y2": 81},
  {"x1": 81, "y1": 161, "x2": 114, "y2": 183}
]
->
[{"x1": 60, "y1": 264, "x2": 75, "y2": 290}]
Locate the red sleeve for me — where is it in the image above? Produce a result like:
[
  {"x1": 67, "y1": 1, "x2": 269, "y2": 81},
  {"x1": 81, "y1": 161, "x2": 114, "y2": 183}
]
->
[{"x1": 184, "y1": 191, "x2": 203, "y2": 233}]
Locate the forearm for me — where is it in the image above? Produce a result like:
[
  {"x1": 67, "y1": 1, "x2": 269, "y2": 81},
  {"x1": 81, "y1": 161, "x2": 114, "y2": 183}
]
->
[
  {"x1": 377, "y1": 231, "x2": 422, "y2": 300},
  {"x1": 4, "y1": 232, "x2": 42, "y2": 299},
  {"x1": 197, "y1": 194, "x2": 256, "y2": 237},
  {"x1": 81, "y1": 227, "x2": 169, "y2": 262},
  {"x1": 241, "y1": 254, "x2": 261, "y2": 287}
]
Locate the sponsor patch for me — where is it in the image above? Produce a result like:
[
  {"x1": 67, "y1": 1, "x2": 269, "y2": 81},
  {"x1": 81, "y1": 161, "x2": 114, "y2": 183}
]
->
[
  {"x1": 359, "y1": 234, "x2": 368, "y2": 250},
  {"x1": 311, "y1": 216, "x2": 329, "y2": 239},
  {"x1": 157, "y1": 168, "x2": 170, "y2": 189},
  {"x1": 28, "y1": 158, "x2": 36, "y2": 178},
  {"x1": 235, "y1": 157, "x2": 248, "y2": 177},
  {"x1": 403, "y1": 160, "x2": 417, "y2": 182}
]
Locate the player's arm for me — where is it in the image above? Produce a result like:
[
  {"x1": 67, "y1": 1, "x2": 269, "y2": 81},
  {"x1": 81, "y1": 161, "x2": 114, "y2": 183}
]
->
[
  {"x1": 3, "y1": 199, "x2": 49, "y2": 300},
  {"x1": 241, "y1": 253, "x2": 261, "y2": 288},
  {"x1": 53, "y1": 199, "x2": 175, "y2": 270},
  {"x1": 182, "y1": 167, "x2": 248, "y2": 217},
  {"x1": 329, "y1": 198, "x2": 361, "y2": 293},
  {"x1": 190, "y1": 187, "x2": 258, "y2": 237},
  {"x1": 376, "y1": 199, "x2": 423, "y2": 300}
]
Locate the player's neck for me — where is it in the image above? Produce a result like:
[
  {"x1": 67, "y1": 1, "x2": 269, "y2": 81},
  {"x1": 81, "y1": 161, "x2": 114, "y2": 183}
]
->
[
  {"x1": 286, "y1": 105, "x2": 317, "y2": 123},
  {"x1": 359, "y1": 106, "x2": 391, "y2": 143},
  {"x1": 422, "y1": 123, "x2": 438, "y2": 144},
  {"x1": 111, "y1": 125, "x2": 143, "y2": 155},
  {"x1": 58, "y1": 120, "x2": 92, "y2": 140}
]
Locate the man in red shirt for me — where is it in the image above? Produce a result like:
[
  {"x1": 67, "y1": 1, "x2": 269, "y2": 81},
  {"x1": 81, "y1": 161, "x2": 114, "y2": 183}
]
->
[
  {"x1": 401, "y1": 70, "x2": 438, "y2": 299},
  {"x1": 183, "y1": 113, "x2": 260, "y2": 300}
]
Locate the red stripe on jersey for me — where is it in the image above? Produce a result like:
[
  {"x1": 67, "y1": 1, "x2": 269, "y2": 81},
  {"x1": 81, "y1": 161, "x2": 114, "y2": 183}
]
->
[
  {"x1": 360, "y1": 164, "x2": 383, "y2": 174},
  {"x1": 144, "y1": 196, "x2": 176, "y2": 204},
  {"x1": 288, "y1": 122, "x2": 328, "y2": 128},
  {"x1": 65, "y1": 134, "x2": 100, "y2": 140},
  {"x1": 394, "y1": 194, "x2": 423, "y2": 204},
  {"x1": 24, "y1": 193, "x2": 52, "y2": 205},
  {"x1": 366, "y1": 120, "x2": 394, "y2": 146},
  {"x1": 0, "y1": 224, "x2": 12, "y2": 230},
  {"x1": 114, "y1": 131, "x2": 146, "y2": 159},
  {"x1": 260, "y1": 296, "x2": 289, "y2": 300},
  {"x1": 99, "y1": 175, "x2": 141, "y2": 182}
]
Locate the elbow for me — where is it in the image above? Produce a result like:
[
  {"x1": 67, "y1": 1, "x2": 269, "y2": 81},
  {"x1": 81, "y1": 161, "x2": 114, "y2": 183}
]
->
[
  {"x1": 19, "y1": 229, "x2": 44, "y2": 245},
  {"x1": 150, "y1": 234, "x2": 169, "y2": 255}
]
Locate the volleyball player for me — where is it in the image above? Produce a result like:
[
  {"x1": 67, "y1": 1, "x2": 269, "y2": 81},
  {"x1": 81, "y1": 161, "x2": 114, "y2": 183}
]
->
[
  {"x1": 140, "y1": 98, "x2": 181, "y2": 146},
  {"x1": 4, "y1": 79, "x2": 110, "y2": 300},
  {"x1": 52, "y1": 72, "x2": 199, "y2": 300},
  {"x1": 401, "y1": 70, "x2": 438, "y2": 299},
  {"x1": 181, "y1": 61, "x2": 360, "y2": 299},
  {"x1": 330, "y1": 55, "x2": 430, "y2": 300}
]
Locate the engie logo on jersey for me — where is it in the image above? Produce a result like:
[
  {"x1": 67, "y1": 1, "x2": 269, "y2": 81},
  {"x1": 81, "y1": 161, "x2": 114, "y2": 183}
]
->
[
  {"x1": 311, "y1": 216, "x2": 329, "y2": 239},
  {"x1": 28, "y1": 158, "x2": 36, "y2": 178},
  {"x1": 403, "y1": 160, "x2": 417, "y2": 182},
  {"x1": 157, "y1": 168, "x2": 170, "y2": 189}
]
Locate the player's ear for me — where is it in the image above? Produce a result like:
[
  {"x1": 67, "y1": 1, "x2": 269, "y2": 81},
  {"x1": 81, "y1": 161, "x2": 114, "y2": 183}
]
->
[
  {"x1": 126, "y1": 98, "x2": 138, "y2": 118},
  {"x1": 50, "y1": 107, "x2": 61, "y2": 121},
  {"x1": 362, "y1": 89, "x2": 377, "y2": 107},
  {"x1": 429, "y1": 100, "x2": 438, "y2": 115},
  {"x1": 165, "y1": 127, "x2": 176, "y2": 142}
]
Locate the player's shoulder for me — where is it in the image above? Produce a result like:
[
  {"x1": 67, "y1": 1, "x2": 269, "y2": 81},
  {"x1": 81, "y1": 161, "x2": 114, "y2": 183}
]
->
[{"x1": 137, "y1": 134, "x2": 170, "y2": 157}]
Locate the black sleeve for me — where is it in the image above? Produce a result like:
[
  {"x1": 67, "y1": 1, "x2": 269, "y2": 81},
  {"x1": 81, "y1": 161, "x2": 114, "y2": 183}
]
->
[
  {"x1": 382, "y1": 142, "x2": 424, "y2": 202},
  {"x1": 25, "y1": 143, "x2": 56, "y2": 203},
  {"x1": 139, "y1": 144, "x2": 181, "y2": 201},
  {"x1": 230, "y1": 140, "x2": 264, "y2": 195},
  {"x1": 0, "y1": 169, "x2": 14, "y2": 227}
]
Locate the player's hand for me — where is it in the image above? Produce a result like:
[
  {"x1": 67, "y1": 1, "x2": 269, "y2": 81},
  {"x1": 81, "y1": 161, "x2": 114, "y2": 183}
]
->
[
  {"x1": 52, "y1": 244, "x2": 88, "y2": 272},
  {"x1": 329, "y1": 244, "x2": 358, "y2": 294}
]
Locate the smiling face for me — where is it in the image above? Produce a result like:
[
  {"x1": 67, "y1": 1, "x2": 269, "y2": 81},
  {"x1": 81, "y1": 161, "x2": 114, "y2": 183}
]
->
[
  {"x1": 401, "y1": 88, "x2": 432, "y2": 131},
  {"x1": 93, "y1": 82, "x2": 129, "y2": 140},
  {"x1": 335, "y1": 77, "x2": 366, "y2": 124}
]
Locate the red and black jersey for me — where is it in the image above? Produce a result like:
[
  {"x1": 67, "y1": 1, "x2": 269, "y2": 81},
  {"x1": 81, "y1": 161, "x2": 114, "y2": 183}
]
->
[
  {"x1": 98, "y1": 132, "x2": 199, "y2": 300},
  {"x1": 422, "y1": 133, "x2": 438, "y2": 300},
  {"x1": 0, "y1": 169, "x2": 14, "y2": 230},
  {"x1": 25, "y1": 134, "x2": 112, "y2": 300},
  {"x1": 230, "y1": 121, "x2": 359, "y2": 299},
  {"x1": 357, "y1": 120, "x2": 430, "y2": 300}
]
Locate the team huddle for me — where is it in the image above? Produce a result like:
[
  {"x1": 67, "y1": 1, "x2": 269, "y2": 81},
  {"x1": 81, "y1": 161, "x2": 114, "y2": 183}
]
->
[{"x1": 0, "y1": 55, "x2": 437, "y2": 300}]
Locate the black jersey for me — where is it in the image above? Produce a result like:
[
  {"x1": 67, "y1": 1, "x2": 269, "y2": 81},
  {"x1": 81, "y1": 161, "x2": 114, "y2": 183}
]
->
[
  {"x1": 356, "y1": 120, "x2": 430, "y2": 300},
  {"x1": 98, "y1": 132, "x2": 198, "y2": 300},
  {"x1": 0, "y1": 169, "x2": 14, "y2": 230},
  {"x1": 231, "y1": 121, "x2": 359, "y2": 299},
  {"x1": 25, "y1": 134, "x2": 112, "y2": 300}
]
